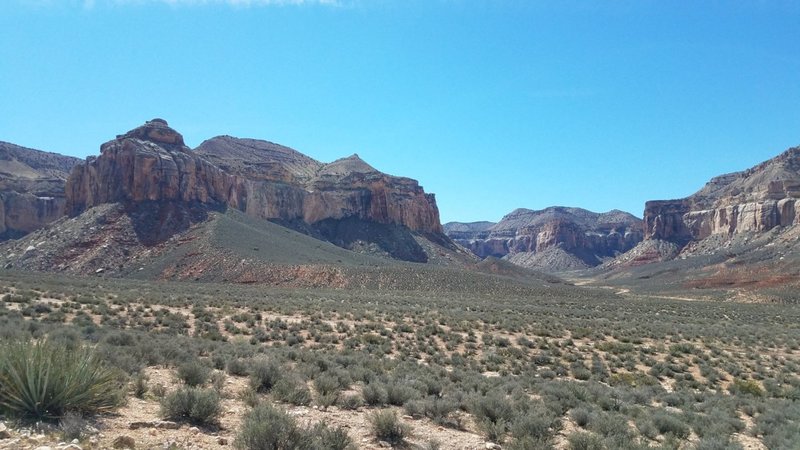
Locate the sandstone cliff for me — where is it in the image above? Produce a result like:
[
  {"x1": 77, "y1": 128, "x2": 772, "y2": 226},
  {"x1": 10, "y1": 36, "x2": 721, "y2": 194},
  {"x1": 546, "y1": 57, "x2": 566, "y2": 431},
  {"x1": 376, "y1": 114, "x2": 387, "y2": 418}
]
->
[
  {"x1": 445, "y1": 207, "x2": 643, "y2": 271},
  {"x1": 0, "y1": 142, "x2": 81, "y2": 239},
  {"x1": 65, "y1": 119, "x2": 446, "y2": 260},
  {"x1": 194, "y1": 137, "x2": 443, "y2": 235},
  {"x1": 66, "y1": 120, "x2": 245, "y2": 217},
  {"x1": 644, "y1": 146, "x2": 800, "y2": 244}
]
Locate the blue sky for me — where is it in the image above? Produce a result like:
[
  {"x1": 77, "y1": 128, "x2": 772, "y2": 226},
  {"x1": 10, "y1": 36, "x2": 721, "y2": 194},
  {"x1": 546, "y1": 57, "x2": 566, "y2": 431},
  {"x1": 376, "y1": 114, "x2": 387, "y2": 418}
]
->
[{"x1": 1, "y1": 1, "x2": 799, "y2": 223}]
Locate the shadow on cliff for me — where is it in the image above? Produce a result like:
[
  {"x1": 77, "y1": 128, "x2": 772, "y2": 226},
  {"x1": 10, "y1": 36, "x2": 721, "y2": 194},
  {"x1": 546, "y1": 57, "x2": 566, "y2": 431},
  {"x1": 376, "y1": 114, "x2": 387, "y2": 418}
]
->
[
  {"x1": 125, "y1": 201, "x2": 225, "y2": 246},
  {"x1": 273, "y1": 217, "x2": 430, "y2": 263}
]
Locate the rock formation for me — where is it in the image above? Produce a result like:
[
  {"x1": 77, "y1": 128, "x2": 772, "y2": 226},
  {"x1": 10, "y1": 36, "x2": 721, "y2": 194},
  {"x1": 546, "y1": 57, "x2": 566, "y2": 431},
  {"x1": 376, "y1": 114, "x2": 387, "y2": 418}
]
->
[
  {"x1": 64, "y1": 119, "x2": 446, "y2": 260},
  {"x1": 643, "y1": 146, "x2": 800, "y2": 244},
  {"x1": 445, "y1": 207, "x2": 643, "y2": 271},
  {"x1": 66, "y1": 120, "x2": 246, "y2": 215},
  {"x1": 194, "y1": 137, "x2": 443, "y2": 235},
  {"x1": 0, "y1": 142, "x2": 81, "y2": 239}
]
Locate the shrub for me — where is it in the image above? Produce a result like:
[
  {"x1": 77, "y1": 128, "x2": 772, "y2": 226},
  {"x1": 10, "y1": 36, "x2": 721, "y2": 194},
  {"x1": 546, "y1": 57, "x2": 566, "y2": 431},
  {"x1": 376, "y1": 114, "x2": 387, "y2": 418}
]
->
[
  {"x1": 512, "y1": 410, "x2": 560, "y2": 442},
  {"x1": 651, "y1": 411, "x2": 690, "y2": 439},
  {"x1": 424, "y1": 397, "x2": 459, "y2": 426},
  {"x1": 273, "y1": 377, "x2": 312, "y2": 406},
  {"x1": 226, "y1": 358, "x2": 249, "y2": 376},
  {"x1": 588, "y1": 411, "x2": 631, "y2": 439},
  {"x1": 314, "y1": 372, "x2": 343, "y2": 406},
  {"x1": 571, "y1": 407, "x2": 591, "y2": 428},
  {"x1": 249, "y1": 358, "x2": 282, "y2": 393},
  {"x1": 235, "y1": 403, "x2": 309, "y2": 450},
  {"x1": 234, "y1": 403, "x2": 355, "y2": 450},
  {"x1": 369, "y1": 409, "x2": 410, "y2": 445},
  {"x1": 309, "y1": 422, "x2": 356, "y2": 450},
  {"x1": 363, "y1": 382, "x2": 388, "y2": 406},
  {"x1": 730, "y1": 379, "x2": 764, "y2": 397},
  {"x1": 472, "y1": 392, "x2": 514, "y2": 425},
  {"x1": 132, "y1": 372, "x2": 149, "y2": 399},
  {"x1": 478, "y1": 418, "x2": 508, "y2": 443},
  {"x1": 566, "y1": 431, "x2": 604, "y2": 450},
  {"x1": 338, "y1": 393, "x2": 364, "y2": 410},
  {"x1": 177, "y1": 360, "x2": 211, "y2": 387},
  {"x1": 59, "y1": 411, "x2": 88, "y2": 441},
  {"x1": 160, "y1": 387, "x2": 221, "y2": 425},
  {"x1": 0, "y1": 339, "x2": 123, "y2": 419},
  {"x1": 386, "y1": 382, "x2": 418, "y2": 406},
  {"x1": 239, "y1": 387, "x2": 260, "y2": 408}
]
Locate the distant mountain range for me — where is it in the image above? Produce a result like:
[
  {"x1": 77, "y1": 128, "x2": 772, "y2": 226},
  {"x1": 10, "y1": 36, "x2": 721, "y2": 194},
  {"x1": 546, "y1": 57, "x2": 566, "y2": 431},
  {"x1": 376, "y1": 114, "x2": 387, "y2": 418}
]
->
[
  {"x1": 1, "y1": 119, "x2": 799, "y2": 293},
  {"x1": 445, "y1": 207, "x2": 643, "y2": 271}
]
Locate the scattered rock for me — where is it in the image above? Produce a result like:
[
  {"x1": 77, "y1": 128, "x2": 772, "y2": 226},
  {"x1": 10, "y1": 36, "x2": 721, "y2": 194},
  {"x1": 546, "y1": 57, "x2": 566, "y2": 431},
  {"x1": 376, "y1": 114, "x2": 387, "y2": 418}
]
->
[
  {"x1": 155, "y1": 421, "x2": 181, "y2": 430},
  {"x1": 485, "y1": 443, "x2": 501, "y2": 450},
  {"x1": 0, "y1": 422, "x2": 10, "y2": 439},
  {"x1": 129, "y1": 422, "x2": 152, "y2": 430},
  {"x1": 113, "y1": 435, "x2": 136, "y2": 449},
  {"x1": 131, "y1": 420, "x2": 182, "y2": 431},
  {"x1": 217, "y1": 437, "x2": 228, "y2": 445},
  {"x1": 189, "y1": 426, "x2": 200, "y2": 434},
  {"x1": 378, "y1": 441, "x2": 391, "y2": 448}
]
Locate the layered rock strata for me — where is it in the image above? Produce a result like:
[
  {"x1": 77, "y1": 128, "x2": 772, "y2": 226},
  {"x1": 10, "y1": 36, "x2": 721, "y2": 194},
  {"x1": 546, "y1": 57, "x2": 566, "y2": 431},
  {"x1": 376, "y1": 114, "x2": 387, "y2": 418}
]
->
[
  {"x1": 445, "y1": 207, "x2": 643, "y2": 270},
  {"x1": 644, "y1": 146, "x2": 800, "y2": 244},
  {"x1": 0, "y1": 142, "x2": 81, "y2": 239},
  {"x1": 66, "y1": 119, "x2": 444, "y2": 240}
]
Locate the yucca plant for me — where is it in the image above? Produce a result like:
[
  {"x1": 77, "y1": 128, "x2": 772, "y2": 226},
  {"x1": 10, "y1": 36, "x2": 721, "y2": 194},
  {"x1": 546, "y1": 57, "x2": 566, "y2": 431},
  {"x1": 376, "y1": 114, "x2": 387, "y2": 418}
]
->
[{"x1": 0, "y1": 339, "x2": 123, "y2": 420}]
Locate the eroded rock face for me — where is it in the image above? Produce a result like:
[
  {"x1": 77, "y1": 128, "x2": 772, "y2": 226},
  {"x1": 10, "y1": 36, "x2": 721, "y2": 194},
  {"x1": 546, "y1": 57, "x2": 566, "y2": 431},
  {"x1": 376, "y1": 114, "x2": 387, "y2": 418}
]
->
[
  {"x1": 194, "y1": 138, "x2": 443, "y2": 234},
  {"x1": 0, "y1": 142, "x2": 81, "y2": 239},
  {"x1": 66, "y1": 120, "x2": 444, "y2": 245},
  {"x1": 66, "y1": 120, "x2": 246, "y2": 215},
  {"x1": 644, "y1": 146, "x2": 800, "y2": 243},
  {"x1": 445, "y1": 207, "x2": 643, "y2": 271}
]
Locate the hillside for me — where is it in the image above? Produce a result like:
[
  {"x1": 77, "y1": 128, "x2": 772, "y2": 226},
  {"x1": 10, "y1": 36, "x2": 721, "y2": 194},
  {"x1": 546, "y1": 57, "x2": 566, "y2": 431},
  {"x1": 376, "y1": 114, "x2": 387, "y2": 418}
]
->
[
  {"x1": 0, "y1": 141, "x2": 82, "y2": 240},
  {"x1": 593, "y1": 144, "x2": 800, "y2": 297},
  {"x1": 445, "y1": 207, "x2": 643, "y2": 272}
]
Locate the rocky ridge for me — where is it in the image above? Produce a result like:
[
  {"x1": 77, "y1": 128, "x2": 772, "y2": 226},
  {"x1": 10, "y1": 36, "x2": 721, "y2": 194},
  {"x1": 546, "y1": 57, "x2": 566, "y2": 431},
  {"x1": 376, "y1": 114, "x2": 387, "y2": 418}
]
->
[
  {"x1": 32, "y1": 119, "x2": 448, "y2": 264},
  {"x1": 645, "y1": 146, "x2": 800, "y2": 244},
  {"x1": 615, "y1": 145, "x2": 800, "y2": 267},
  {"x1": 445, "y1": 207, "x2": 643, "y2": 271},
  {"x1": 0, "y1": 141, "x2": 81, "y2": 240}
]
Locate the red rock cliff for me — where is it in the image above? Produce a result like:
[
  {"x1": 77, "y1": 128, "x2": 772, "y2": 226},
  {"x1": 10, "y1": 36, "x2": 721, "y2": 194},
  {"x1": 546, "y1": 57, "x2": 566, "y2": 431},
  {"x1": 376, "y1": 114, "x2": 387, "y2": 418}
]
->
[
  {"x1": 643, "y1": 146, "x2": 800, "y2": 244},
  {"x1": 0, "y1": 142, "x2": 81, "y2": 239},
  {"x1": 66, "y1": 120, "x2": 444, "y2": 235}
]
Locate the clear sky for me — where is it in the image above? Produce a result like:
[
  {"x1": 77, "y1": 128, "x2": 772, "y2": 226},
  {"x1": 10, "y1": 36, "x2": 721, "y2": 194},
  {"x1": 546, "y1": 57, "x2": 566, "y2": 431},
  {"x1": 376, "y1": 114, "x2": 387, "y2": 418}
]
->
[{"x1": 1, "y1": 1, "x2": 799, "y2": 223}]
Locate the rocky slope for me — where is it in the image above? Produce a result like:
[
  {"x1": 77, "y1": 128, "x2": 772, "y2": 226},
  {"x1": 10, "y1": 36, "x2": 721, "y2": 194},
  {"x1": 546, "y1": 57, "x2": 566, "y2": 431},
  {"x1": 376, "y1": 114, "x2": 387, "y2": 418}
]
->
[
  {"x1": 194, "y1": 136, "x2": 443, "y2": 236},
  {"x1": 445, "y1": 207, "x2": 643, "y2": 271},
  {"x1": 45, "y1": 119, "x2": 452, "y2": 265},
  {"x1": 0, "y1": 142, "x2": 81, "y2": 240},
  {"x1": 645, "y1": 146, "x2": 800, "y2": 244},
  {"x1": 592, "y1": 145, "x2": 800, "y2": 296},
  {"x1": 614, "y1": 145, "x2": 800, "y2": 267}
]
